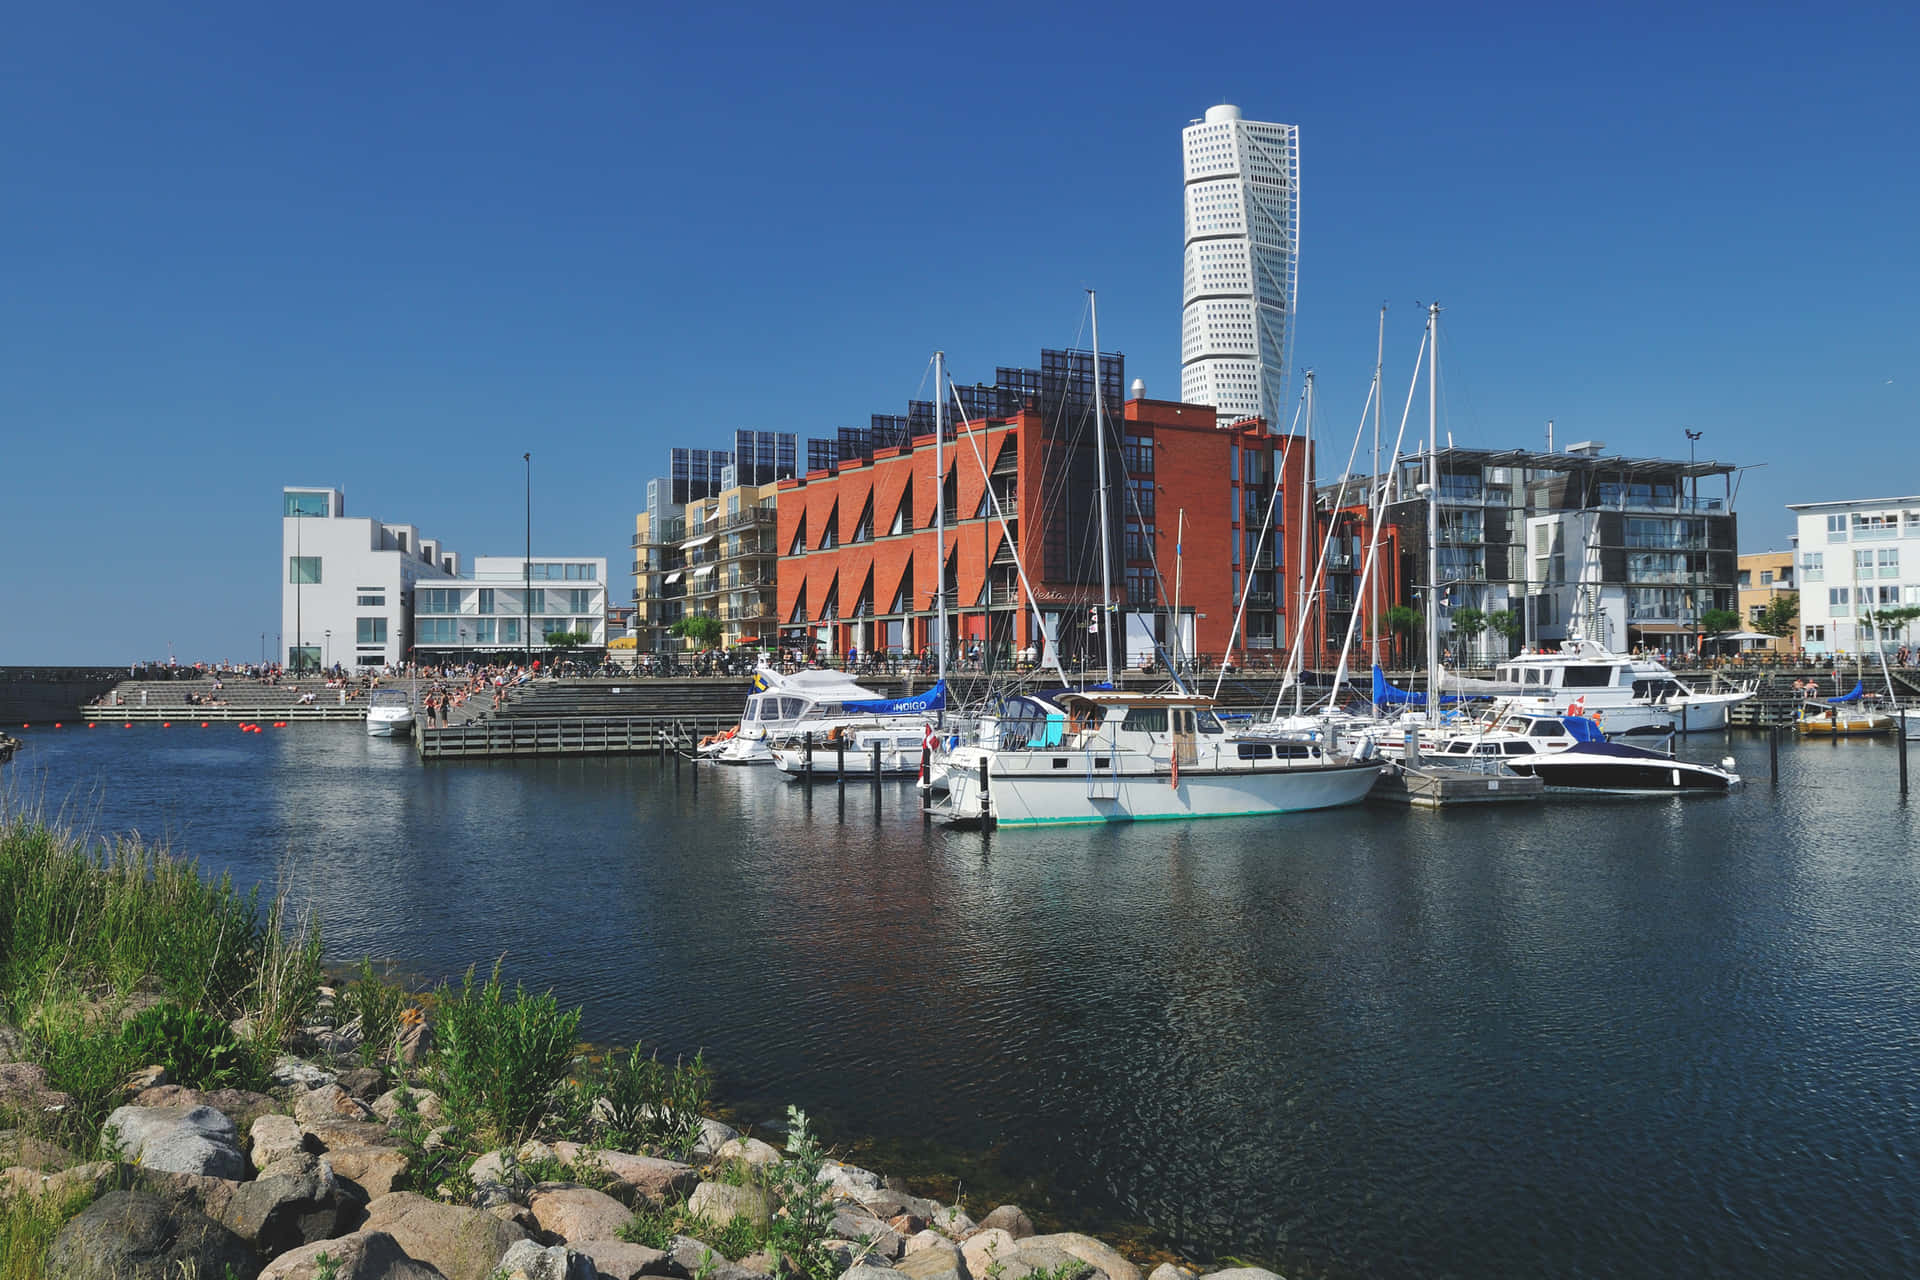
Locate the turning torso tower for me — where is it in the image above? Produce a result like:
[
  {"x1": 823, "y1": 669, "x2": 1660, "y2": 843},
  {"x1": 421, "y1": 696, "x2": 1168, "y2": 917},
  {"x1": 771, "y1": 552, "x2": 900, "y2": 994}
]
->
[{"x1": 1180, "y1": 104, "x2": 1300, "y2": 425}]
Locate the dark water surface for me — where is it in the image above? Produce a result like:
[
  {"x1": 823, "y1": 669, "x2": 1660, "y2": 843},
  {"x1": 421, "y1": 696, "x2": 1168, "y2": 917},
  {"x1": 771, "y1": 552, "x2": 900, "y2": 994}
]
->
[{"x1": 8, "y1": 725, "x2": 1920, "y2": 1278}]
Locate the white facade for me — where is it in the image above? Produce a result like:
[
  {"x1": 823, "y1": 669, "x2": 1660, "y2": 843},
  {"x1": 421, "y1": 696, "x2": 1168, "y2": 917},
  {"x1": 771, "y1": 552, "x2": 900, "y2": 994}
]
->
[
  {"x1": 1181, "y1": 104, "x2": 1299, "y2": 425},
  {"x1": 281, "y1": 487, "x2": 606, "y2": 669},
  {"x1": 1789, "y1": 497, "x2": 1920, "y2": 656}
]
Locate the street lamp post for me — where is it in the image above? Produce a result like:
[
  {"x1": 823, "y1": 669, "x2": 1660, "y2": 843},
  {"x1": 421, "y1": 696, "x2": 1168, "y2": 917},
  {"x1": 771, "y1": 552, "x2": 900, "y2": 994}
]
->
[
  {"x1": 524, "y1": 452, "x2": 533, "y2": 670},
  {"x1": 1685, "y1": 429, "x2": 1703, "y2": 656},
  {"x1": 324, "y1": 630, "x2": 331, "y2": 672}
]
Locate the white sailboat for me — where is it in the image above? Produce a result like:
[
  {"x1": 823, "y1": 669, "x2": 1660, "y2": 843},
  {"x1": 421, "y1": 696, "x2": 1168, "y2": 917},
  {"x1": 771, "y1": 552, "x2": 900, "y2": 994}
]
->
[{"x1": 937, "y1": 292, "x2": 1383, "y2": 827}]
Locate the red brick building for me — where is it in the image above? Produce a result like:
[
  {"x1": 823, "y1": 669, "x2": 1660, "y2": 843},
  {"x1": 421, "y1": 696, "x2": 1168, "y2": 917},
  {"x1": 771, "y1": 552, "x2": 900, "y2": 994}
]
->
[{"x1": 774, "y1": 353, "x2": 1318, "y2": 670}]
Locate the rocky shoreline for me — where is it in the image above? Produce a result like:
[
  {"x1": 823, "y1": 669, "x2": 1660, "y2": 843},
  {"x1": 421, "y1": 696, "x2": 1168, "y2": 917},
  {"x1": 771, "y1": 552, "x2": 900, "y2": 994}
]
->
[{"x1": 5, "y1": 983, "x2": 1284, "y2": 1280}]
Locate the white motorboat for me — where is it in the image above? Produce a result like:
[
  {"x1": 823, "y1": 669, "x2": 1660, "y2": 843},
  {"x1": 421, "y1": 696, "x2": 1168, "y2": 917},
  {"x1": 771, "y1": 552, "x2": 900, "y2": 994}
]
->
[
  {"x1": 1503, "y1": 727, "x2": 1742, "y2": 795},
  {"x1": 1485, "y1": 638, "x2": 1751, "y2": 734},
  {"x1": 365, "y1": 688, "x2": 415, "y2": 738},
  {"x1": 772, "y1": 724, "x2": 932, "y2": 780},
  {"x1": 938, "y1": 690, "x2": 1382, "y2": 827},
  {"x1": 709, "y1": 667, "x2": 916, "y2": 764}
]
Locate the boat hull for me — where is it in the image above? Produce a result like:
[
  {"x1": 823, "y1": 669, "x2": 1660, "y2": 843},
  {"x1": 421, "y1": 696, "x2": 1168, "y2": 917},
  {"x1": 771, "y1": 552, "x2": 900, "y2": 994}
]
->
[
  {"x1": 366, "y1": 715, "x2": 413, "y2": 738},
  {"x1": 1508, "y1": 755, "x2": 1737, "y2": 794},
  {"x1": 945, "y1": 756, "x2": 1383, "y2": 827}
]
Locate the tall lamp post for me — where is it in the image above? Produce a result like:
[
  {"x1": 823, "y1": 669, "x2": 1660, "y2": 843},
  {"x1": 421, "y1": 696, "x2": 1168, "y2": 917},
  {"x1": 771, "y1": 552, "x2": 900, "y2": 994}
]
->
[
  {"x1": 524, "y1": 452, "x2": 533, "y2": 670},
  {"x1": 324, "y1": 630, "x2": 331, "y2": 672}
]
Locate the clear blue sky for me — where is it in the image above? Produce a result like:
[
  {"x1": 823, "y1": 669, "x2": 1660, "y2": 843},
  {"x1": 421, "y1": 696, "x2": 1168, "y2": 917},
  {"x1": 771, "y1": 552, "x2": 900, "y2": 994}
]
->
[{"x1": 3, "y1": 1, "x2": 1914, "y2": 664}]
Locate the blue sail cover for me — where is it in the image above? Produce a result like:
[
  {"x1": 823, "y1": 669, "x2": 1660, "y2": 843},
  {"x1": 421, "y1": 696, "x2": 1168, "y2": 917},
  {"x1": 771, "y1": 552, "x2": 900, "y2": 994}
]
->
[
  {"x1": 843, "y1": 680, "x2": 947, "y2": 714},
  {"x1": 1828, "y1": 681, "x2": 1865, "y2": 705},
  {"x1": 1371, "y1": 665, "x2": 1460, "y2": 706}
]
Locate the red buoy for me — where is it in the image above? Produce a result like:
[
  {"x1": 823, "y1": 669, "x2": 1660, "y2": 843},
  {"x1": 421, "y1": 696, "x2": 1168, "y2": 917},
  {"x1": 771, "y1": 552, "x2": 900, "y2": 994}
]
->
[{"x1": 201, "y1": 722, "x2": 209, "y2": 728}]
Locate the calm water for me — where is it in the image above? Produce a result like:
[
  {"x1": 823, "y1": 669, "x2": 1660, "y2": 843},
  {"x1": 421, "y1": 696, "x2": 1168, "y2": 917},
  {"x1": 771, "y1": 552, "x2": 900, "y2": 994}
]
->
[{"x1": 8, "y1": 724, "x2": 1920, "y2": 1278}]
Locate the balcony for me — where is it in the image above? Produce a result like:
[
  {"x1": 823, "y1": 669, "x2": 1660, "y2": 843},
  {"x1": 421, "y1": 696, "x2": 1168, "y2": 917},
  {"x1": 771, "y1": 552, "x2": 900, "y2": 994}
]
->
[{"x1": 1627, "y1": 570, "x2": 1716, "y2": 586}]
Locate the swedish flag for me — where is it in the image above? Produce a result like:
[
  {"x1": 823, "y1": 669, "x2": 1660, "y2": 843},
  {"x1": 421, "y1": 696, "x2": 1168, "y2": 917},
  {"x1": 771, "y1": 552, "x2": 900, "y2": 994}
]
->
[{"x1": 751, "y1": 670, "x2": 772, "y2": 692}]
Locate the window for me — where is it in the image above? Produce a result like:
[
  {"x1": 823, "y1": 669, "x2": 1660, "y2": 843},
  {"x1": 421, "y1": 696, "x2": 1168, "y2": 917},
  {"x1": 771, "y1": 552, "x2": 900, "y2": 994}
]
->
[
  {"x1": 568, "y1": 589, "x2": 594, "y2": 613},
  {"x1": 1805, "y1": 625, "x2": 1825, "y2": 642},
  {"x1": 1737, "y1": 570, "x2": 1751, "y2": 588},
  {"x1": 418, "y1": 589, "x2": 459, "y2": 614},
  {"x1": 416, "y1": 618, "x2": 455, "y2": 645},
  {"x1": 1879, "y1": 549, "x2": 1900, "y2": 577},
  {"x1": 284, "y1": 492, "x2": 329, "y2": 517},
  {"x1": 355, "y1": 617, "x2": 387, "y2": 645},
  {"x1": 541, "y1": 617, "x2": 572, "y2": 640},
  {"x1": 1759, "y1": 570, "x2": 1773, "y2": 586},
  {"x1": 1827, "y1": 514, "x2": 1848, "y2": 539},
  {"x1": 1801, "y1": 551, "x2": 1824, "y2": 582},
  {"x1": 357, "y1": 591, "x2": 385, "y2": 606},
  {"x1": 526, "y1": 589, "x2": 546, "y2": 614},
  {"x1": 288, "y1": 557, "x2": 321, "y2": 584},
  {"x1": 1830, "y1": 587, "x2": 1850, "y2": 615},
  {"x1": 1121, "y1": 707, "x2": 1168, "y2": 733},
  {"x1": 498, "y1": 619, "x2": 520, "y2": 645},
  {"x1": 473, "y1": 619, "x2": 496, "y2": 644}
]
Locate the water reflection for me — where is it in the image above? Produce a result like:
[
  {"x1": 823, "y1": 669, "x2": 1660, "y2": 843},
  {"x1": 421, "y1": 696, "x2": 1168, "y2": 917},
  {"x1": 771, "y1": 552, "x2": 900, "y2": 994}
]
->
[{"x1": 8, "y1": 726, "x2": 1920, "y2": 1277}]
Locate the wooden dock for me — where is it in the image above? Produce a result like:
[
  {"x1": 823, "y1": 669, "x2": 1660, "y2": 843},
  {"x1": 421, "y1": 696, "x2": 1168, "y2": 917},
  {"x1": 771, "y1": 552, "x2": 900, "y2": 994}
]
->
[
  {"x1": 79, "y1": 706, "x2": 365, "y2": 723},
  {"x1": 415, "y1": 715, "x2": 739, "y2": 760}
]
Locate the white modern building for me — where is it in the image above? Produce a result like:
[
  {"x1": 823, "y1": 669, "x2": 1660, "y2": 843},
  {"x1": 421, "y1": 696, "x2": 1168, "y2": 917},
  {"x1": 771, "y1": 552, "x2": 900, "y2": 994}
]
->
[
  {"x1": 1789, "y1": 496, "x2": 1920, "y2": 656},
  {"x1": 1180, "y1": 104, "x2": 1299, "y2": 425},
  {"x1": 281, "y1": 487, "x2": 607, "y2": 670}
]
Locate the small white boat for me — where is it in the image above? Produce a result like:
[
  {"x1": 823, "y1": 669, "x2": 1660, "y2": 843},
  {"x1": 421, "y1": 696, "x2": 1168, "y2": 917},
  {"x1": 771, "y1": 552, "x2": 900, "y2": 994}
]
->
[
  {"x1": 938, "y1": 690, "x2": 1382, "y2": 827},
  {"x1": 712, "y1": 667, "x2": 941, "y2": 764},
  {"x1": 772, "y1": 725, "x2": 931, "y2": 780},
  {"x1": 365, "y1": 688, "x2": 414, "y2": 737}
]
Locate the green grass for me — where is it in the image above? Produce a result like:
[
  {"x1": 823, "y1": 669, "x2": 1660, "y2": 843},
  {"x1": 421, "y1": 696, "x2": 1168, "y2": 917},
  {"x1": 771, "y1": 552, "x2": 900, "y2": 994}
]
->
[
  {"x1": 0, "y1": 1184, "x2": 101, "y2": 1280},
  {"x1": 431, "y1": 960, "x2": 581, "y2": 1147},
  {"x1": 0, "y1": 811, "x2": 321, "y2": 1149}
]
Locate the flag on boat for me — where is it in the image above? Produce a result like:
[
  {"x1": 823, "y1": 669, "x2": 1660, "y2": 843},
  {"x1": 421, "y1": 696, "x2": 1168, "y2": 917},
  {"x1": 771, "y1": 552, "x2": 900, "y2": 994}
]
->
[
  {"x1": 843, "y1": 680, "x2": 947, "y2": 714},
  {"x1": 751, "y1": 668, "x2": 776, "y2": 692},
  {"x1": 1567, "y1": 696, "x2": 1587, "y2": 716}
]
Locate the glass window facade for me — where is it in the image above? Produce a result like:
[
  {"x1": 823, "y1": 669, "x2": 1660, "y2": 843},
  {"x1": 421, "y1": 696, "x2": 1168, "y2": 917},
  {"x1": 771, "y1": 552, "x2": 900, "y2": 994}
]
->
[
  {"x1": 284, "y1": 492, "x2": 330, "y2": 517},
  {"x1": 417, "y1": 589, "x2": 459, "y2": 614},
  {"x1": 356, "y1": 618, "x2": 387, "y2": 644},
  {"x1": 289, "y1": 557, "x2": 321, "y2": 584}
]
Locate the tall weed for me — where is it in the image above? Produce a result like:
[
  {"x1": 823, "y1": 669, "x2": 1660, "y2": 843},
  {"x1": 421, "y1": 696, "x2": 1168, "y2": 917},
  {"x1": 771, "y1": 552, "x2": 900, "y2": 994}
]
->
[{"x1": 431, "y1": 960, "x2": 580, "y2": 1146}]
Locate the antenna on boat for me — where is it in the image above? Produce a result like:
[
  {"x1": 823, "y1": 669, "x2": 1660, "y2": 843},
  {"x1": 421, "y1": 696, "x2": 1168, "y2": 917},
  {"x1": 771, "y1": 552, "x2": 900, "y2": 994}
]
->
[{"x1": 934, "y1": 350, "x2": 947, "y2": 685}]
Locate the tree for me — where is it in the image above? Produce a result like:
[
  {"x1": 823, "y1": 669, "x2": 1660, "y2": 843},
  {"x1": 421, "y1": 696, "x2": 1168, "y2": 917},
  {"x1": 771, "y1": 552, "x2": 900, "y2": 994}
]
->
[
  {"x1": 1486, "y1": 609, "x2": 1521, "y2": 656},
  {"x1": 1450, "y1": 607, "x2": 1488, "y2": 665},
  {"x1": 670, "y1": 615, "x2": 724, "y2": 650},
  {"x1": 1699, "y1": 608, "x2": 1741, "y2": 635},
  {"x1": 1758, "y1": 593, "x2": 1799, "y2": 638},
  {"x1": 1385, "y1": 605, "x2": 1422, "y2": 673},
  {"x1": 1867, "y1": 604, "x2": 1920, "y2": 647}
]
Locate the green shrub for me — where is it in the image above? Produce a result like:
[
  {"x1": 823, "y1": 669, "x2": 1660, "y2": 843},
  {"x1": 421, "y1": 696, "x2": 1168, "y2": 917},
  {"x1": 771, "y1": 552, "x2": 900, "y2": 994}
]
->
[
  {"x1": 431, "y1": 961, "x2": 580, "y2": 1146},
  {"x1": 26, "y1": 997, "x2": 147, "y2": 1149},
  {"x1": 346, "y1": 958, "x2": 405, "y2": 1071},
  {"x1": 765, "y1": 1107, "x2": 838, "y2": 1280},
  {"x1": 387, "y1": 1081, "x2": 472, "y2": 1201},
  {"x1": 618, "y1": 1198, "x2": 681, "y2": 1250},
  {"x1": 115, "y1": 1002, "x2": 256, "y2": 1091},
  {"x1": 598, "y1": 1044, "x2": 712, "y2": 1159}
]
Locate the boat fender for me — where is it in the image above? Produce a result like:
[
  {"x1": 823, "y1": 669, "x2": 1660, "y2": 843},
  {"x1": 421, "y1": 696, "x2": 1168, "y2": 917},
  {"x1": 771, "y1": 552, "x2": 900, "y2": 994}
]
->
[
  {"x1": 1353, "y1": 738, "x2": 1378, "y2": 762},
  {"x1": 1721, "y1": 756, "x2": 1736, "y2": 770}
]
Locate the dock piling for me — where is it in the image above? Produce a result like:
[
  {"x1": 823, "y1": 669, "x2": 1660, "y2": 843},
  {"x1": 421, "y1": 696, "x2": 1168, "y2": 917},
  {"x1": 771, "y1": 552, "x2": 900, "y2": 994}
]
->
[
  {"x1": 802, "y1": 732, "x2": 813, "y2": 786},
  {"x1": 1900, "y1": 714, "x2": 1910, "y2": 798},
  {"x1": 872, "y1": 741, "x2": 883, "y2": 813},
  {"x1": 836, "y1": 736, "x2": 845, "y2": 798},
  {"x1": 1769, "y1": 725, "x2": 1780, "y2": 788}
]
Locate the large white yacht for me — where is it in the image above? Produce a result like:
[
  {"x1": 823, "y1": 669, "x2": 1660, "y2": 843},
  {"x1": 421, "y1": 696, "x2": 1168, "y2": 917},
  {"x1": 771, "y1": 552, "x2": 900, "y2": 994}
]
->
[
  {"x1": 708, "y1": 668, "x2": 946, "y2": 765},
  {"x1": 1487, "y1": 638, "x2": 1751, "y2": 734},
  {"x1": 938, "y1": 690, "x2": 1382, "y2": 827}
]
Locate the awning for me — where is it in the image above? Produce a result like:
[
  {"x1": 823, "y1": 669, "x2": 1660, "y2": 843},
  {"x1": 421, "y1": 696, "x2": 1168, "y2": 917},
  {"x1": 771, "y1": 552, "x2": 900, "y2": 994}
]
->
[
  {"x1": 681, "y1": 533, "x2": 716, "y2": 550},
  {"x1": 664, "y1": 571, "x2": 683, "y2": 584},
  {"x1": 693, "y1": 565, "x2": 715, "y2": 577}
]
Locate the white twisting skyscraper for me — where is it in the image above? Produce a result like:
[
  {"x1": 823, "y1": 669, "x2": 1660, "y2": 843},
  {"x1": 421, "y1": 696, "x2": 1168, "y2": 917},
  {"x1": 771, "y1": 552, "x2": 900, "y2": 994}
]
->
[{"x1": 1180, "y1": 104, "x2": 1299, "y2": 425}]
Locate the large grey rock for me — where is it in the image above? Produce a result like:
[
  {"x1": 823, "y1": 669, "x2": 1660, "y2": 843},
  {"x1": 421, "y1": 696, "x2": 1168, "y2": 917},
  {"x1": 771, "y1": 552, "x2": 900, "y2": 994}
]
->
[
  {"x1": 251, "y1": 1112, "x2": 315, "y2": 1169},
  {"x1": 818, "y1": 1158, "x2": 885, "y2": 1199},
  {"x1": 687, "y1": 1179, "x2": 775, "y2": 1227},
  {"x1": 131, "y1": 1084, "x2": 279, "y2": 1132},
  {"x1": 296, "y1": 1082, "x2": 379, "y2": 1125},
  {"x1": 327, "y1": 1144, "x2": 412, "y2": 1198},
  {"x1": 904, "y1": 1230, "x2": 958, "y2": 1259},
  {"x1": 363, "y1": 1190, "x2": 530, "y2": 1280},
  {"x1": 1148, "y1": 1265, "x2": 1197, "y2": 1280},
  {"x1": 271, "y1": 1056, "x2": 337, "y2": 1091},
  {"x1": 1197, "y1": 1270, "x2": 1283, "y2": 1280},
  {"x1": 495, "y1": 1239, "x2": 598, "y2": 1280},
  {"x1": 221, "y1": 1159, "x2": 361, "y2": 1254},
  {"x1": 104, "y1": 1103, "x2": 245, "y2": 1179},
  {"x1": 667, "y1": 1235, "x2": 774, "y2": 1280},
  {"x1": 932, "y1": 1207, "x2": 976, "y2": 1238},
  {"x1": 47, "y1": 1189, "x2": 258, "y2": 1280},
  {"x1": 529, "y1": 1184, "x2": 634, "y2": 1241},
  {"x1": 842, "y1": 1266, "x2": 912, "y2": 1280},
  {"x1": 895, "y1": 1242, "x2": 968, "y2": 1280},
  {"x1": 1009, "y1": 1244, "x2": 1093, "y2": 1280},
  {"x1": 337, "y1": 1066, "x2": 387, "y2": 1100},
  {"x1": 715, "y1": 1136, "x2": 781, "y2": 1166},
  {"x1": 832, "y1": 1205, "x2": 904, "y2": 1260},
  {"x1": 572, "y1": 1238, "x2": 668, "y2": 1279},
  {"x1": 1023, "y1": 1234, "x2": 1139, "y2": 1280},
  {"x1": 259, "y1": 1228, "x2": 447, "y2": 1279},
  {"x1": 690, "y1": 1117, "x2": 741, "y2": 1158},
  {"x1": 304, "y1": 1116, "x2": 398, "y2": 1151},
  {"x1": 979, "y1": 1205, "x2": 1035, "y2": 1239},
  {"x1": 584, "y1": 1150, "x2": 697, "y2": 1205},
  {"x1": 960, "y1": 1228, "x2": 1020, "y2": 1280}
]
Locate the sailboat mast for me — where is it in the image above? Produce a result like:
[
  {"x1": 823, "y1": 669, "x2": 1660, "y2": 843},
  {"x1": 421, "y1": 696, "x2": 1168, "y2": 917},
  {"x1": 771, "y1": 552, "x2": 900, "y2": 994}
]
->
[
  {"x1": 934, "y1": 350, "x2": 947, "y2": 682},
  {"x1": 1425, "y1": 302, "x2": 1442, "y2": 728},
  {"x1": 1371, "y1": 304, "x2": 1385, "y2": 667},
  {"x1": 1294, "y1": 370, "x2": 1315, "y2": 715},
  {"x1": 1089, "y1": 290, "x2": 1116, "y2": 684}
]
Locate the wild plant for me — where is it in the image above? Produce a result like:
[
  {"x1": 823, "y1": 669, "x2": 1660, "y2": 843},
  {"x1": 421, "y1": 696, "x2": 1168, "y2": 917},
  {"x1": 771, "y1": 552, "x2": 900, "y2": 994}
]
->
[
  {"x1": 597, "y1": 1043, "x2": 712, "y2": 1159},
  {"x1": 345, "y1": 958, "x2": 405, "y2": 1073},
  {"x1": 764, "y1": 1106, "x2": 839, "y2": 1280},
  {"x1": 388, "y1": 1079, "x2": 473, "y2": 1201},
  {"x1": 431, "y1": 960, "x2": 581, "y2": 1146}
]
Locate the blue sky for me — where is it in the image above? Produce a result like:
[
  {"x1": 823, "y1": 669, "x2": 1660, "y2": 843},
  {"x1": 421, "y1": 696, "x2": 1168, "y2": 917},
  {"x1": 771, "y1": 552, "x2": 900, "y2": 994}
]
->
[{"x1": 3, "y1": 1, "x2": 1914, "y2": 664}]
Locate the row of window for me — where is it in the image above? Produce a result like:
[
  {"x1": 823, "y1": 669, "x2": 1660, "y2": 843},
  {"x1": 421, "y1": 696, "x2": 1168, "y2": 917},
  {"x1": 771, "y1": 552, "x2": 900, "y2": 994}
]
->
[
  {"x1": 418, "y1": 588, "x2": 597, "y2": 615},
  {"x1": 414, "y1": 617, "x2": 598, "y2": 645}
]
